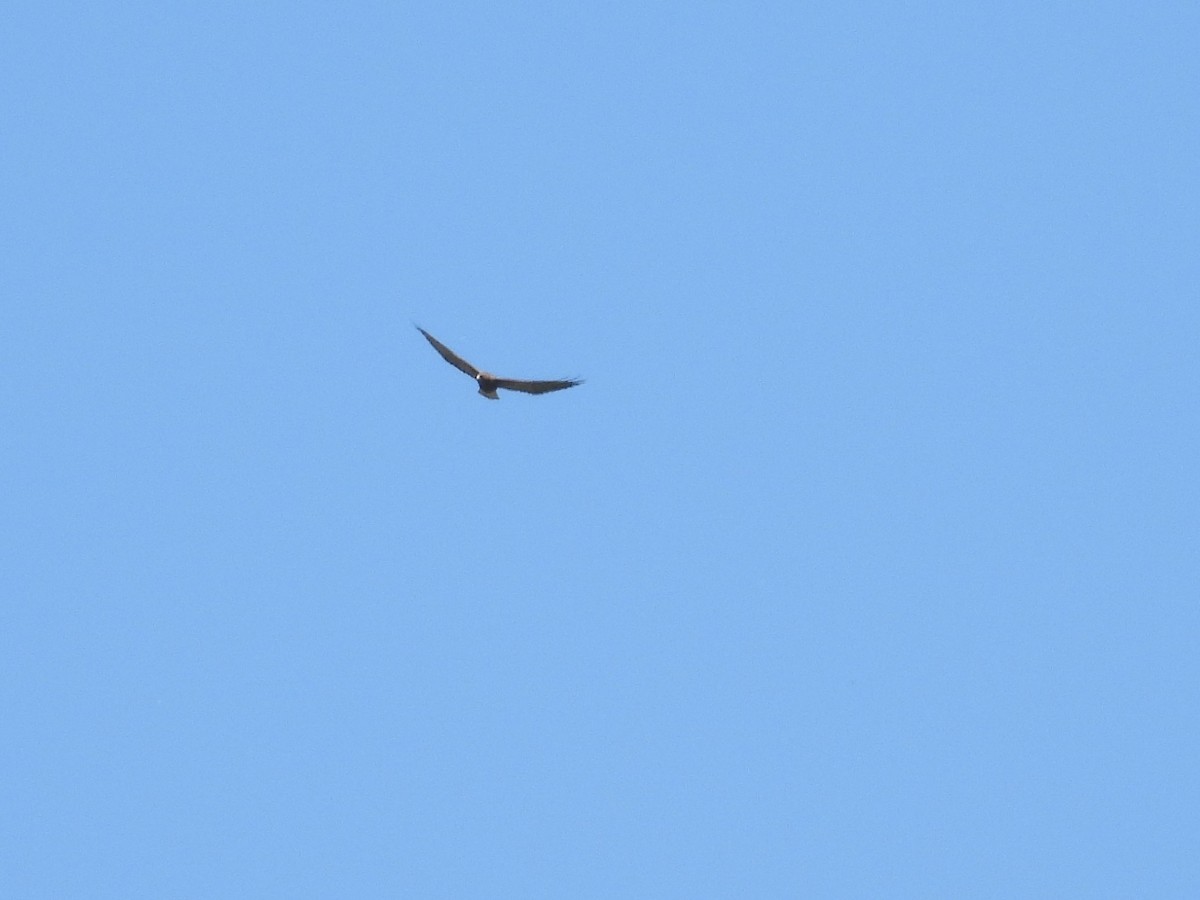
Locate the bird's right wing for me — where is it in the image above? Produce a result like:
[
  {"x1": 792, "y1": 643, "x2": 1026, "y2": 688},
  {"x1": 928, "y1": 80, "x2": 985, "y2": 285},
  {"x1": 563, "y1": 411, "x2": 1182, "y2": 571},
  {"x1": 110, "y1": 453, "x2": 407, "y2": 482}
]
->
[
  {"x1": 493, "y1": 377, "x2": 584, "y2": 395},
  {"x1": 416, "y1": 327, "x2": 479, "y2": 378}
]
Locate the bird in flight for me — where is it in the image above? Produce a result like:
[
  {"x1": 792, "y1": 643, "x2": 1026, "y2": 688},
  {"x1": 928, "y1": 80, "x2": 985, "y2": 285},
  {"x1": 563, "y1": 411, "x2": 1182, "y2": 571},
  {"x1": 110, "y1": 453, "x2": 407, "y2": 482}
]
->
[{"x1": 416, "y1": 326, "x2": 584, "y2": 400}]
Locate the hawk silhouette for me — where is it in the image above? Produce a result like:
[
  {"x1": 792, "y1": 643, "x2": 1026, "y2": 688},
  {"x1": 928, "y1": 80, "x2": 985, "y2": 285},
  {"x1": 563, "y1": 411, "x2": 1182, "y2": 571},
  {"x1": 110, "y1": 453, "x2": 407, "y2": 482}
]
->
[{"x1": 416, "y1": 326, "x2": 583, "y2": 400}]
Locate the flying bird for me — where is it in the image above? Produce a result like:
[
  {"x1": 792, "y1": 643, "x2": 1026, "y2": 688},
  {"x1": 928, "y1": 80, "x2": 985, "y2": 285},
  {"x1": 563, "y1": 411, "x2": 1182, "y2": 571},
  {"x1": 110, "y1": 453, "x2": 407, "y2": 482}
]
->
[{"x1": 416, "y1": 326, "x2": 583, "y2": 400}]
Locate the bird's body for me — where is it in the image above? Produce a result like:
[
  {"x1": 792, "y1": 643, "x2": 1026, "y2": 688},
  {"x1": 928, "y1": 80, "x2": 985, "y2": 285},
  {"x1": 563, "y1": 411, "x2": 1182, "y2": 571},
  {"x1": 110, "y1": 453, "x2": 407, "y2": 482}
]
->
[
  {"x1": 475, "y1": 373, "x2": 502, "y2": 400},
  {"x1": 416, "y1": 327, "x2": 583, "y2": 399}
]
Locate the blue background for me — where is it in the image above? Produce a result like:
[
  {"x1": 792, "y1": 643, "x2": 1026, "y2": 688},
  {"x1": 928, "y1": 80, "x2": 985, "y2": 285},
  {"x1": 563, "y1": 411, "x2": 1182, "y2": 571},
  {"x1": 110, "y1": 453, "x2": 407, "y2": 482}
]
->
[{"x1": 3, "y1": 2, "x2": 1198, "y2": 896}]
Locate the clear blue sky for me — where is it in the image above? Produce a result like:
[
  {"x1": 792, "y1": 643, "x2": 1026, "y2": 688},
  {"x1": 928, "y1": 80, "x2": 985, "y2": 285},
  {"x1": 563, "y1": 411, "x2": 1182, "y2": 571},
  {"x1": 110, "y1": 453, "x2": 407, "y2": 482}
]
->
[{"x1": 3, "y1": 1, "x2": 1197, "y2": 896}]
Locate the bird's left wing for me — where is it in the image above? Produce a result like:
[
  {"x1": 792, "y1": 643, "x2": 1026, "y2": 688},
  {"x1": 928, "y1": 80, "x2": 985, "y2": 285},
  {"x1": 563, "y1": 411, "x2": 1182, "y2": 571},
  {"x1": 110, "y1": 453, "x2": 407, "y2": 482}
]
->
[{"x1": 416, "y1": 327, "x2": 479, "y2": 378}]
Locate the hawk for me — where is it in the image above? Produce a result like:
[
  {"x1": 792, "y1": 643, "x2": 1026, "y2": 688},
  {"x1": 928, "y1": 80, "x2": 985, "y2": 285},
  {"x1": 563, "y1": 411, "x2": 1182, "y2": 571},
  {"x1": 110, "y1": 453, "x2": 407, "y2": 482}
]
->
[{"x1": 416, "y1": 326, "x2": 584, "y2": 400}]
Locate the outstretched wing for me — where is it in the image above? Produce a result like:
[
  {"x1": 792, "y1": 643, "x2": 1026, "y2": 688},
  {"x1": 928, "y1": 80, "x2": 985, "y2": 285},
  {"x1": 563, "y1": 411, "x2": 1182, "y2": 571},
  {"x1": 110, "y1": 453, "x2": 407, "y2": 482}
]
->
[
  {"x1": 416, "y1": 327, "x2": 479, "y2": 378},
  {"x1": 493, "y1": 377, "x2": 584, "y2": 395}
]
